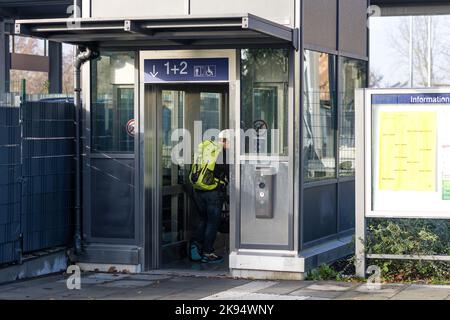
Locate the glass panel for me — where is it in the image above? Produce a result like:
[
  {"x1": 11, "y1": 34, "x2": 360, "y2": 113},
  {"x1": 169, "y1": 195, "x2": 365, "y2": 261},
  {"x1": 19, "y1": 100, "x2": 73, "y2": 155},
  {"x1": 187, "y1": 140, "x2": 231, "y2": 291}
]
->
[
  {"x1": 370, "y1": 15, "x2": 450, "y2": 88},
  {"x1": 162, "y1": 90, "x2": 185, "y2": 186},
  {"x1": 91, "y1": 52, "x2": 135, "y2": 153},
  {"x1": 431, "y1": 15, "x2": 450, "y2": 86},
  {"x1": 200, "y1": 92, "x2": 221, "y2": 134},
  {"x1": 339, "y1": 57, "x2": 367, "y2": 177},
  {"x1": 303, "y1": 50, "x2": 337, "y2": 181},
  {"x1": 241, "y1": 49, "x2": 289, "y2": 156},
  {"x1": 162, "y1": 194, "x2": 185, "y2": 245}
]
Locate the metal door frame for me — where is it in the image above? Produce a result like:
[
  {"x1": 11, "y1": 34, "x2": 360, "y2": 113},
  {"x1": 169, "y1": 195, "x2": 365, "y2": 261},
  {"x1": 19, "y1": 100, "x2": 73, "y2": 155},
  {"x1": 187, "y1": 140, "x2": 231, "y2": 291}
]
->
[
  {"x1": 139, "y1": 50, "x2": 237, "y2": 270},
  {"x1": 156, "y1": 83, "x2": 229, "y2": 266}
]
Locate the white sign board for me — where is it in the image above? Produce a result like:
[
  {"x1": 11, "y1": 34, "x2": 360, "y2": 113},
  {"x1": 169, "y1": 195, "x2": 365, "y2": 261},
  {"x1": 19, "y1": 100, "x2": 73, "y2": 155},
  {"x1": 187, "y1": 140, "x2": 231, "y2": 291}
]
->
[{"x1": 366, "y1": 90, "x2": 450, "y2": 219}]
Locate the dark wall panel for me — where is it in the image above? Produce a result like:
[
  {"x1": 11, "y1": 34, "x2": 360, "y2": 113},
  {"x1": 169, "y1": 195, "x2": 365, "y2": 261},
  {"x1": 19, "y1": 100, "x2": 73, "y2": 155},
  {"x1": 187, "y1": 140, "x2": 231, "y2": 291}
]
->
[
  {"x1": 303, "y1": 0, "x2": 337, "y2": 50},
  {"x1": 91, "y1": 158, "x2": 135, "y2": 239},
  {"x1": 339, "y1": 0, "x2": 368, "y2": 57},
  {"x1": 303, "y1": 184, "x2": 337, "y2": 243},
  {"x1": 339, "y1": 180, "x2": 355, "y2": 232}
]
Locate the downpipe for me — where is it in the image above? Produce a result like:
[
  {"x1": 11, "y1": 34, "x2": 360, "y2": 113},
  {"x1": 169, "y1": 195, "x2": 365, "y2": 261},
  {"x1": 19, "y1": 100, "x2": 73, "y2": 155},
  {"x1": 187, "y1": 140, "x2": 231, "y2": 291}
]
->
[{"x1": 73, "y1": 47, "x2": 99, "y2": 255}]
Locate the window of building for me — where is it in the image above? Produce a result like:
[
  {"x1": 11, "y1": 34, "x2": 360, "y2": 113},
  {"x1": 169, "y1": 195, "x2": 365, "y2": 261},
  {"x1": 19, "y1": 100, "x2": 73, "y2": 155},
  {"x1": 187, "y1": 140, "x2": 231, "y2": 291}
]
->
[
  {"x1": 303, "y1": 50, "x2": 337, "y2": 181},
  {"x1": 241, "y1": 48, "x2": 289, "y2": 156},
  {"x1": 370, "y1": 15, "x2": 450, "y2": 88},
  {"x1": 91, "y1": 51, "x2": 135, "y2": 153},
  {"x1": 339, "y1": 57, "x2": 367, "y2": 177}
]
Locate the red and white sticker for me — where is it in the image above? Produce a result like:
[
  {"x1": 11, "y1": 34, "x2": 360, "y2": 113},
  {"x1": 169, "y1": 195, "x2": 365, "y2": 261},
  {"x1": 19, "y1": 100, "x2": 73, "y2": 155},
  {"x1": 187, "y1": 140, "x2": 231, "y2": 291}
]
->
[{"x1": 126, "y1": 119, "x2": 135, "y2": 137}]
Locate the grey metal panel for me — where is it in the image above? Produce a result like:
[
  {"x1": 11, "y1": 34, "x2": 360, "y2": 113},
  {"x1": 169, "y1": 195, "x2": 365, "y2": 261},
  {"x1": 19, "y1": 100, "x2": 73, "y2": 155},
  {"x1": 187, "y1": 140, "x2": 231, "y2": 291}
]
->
[
  {"x1": 80, "y1": 243, "x2": 141, "y2": 265},
  {"x1": 143, "y1": 84, "x2": 158, "y2": 269},
  {"x1": 338, "y1": 179, "x2": 355, "y2": 232},
  {"x1": 80, "y1": 243, "x2": 140, "y2": 264},
  {"x1": 190, "y1": 0, "x2": 295, "y2": 26},
  {"x1": 11, "y1": 53, "x2": 49, "y2": 73},
  {"x1": 90, "y1": 157, "x2": 135, "y2": 239},
  {"x1": 339, "y1": 0, "x2": 367, "y2": 57},
  {"x1": 91, "y1": 0, "x2": 188, "y2": 18},
  {"x1": 303, "y1": 183, "x2": 337, "y2": 244},
  {"x1": 240, "y1": 162, "x2": 290, "y2": 247},
  {"x1": 303, "y1": 0, "x2": 337, "y2": 50},
  {"x1": 48, "y1": 41, "x2": 62, "y2": 94}
]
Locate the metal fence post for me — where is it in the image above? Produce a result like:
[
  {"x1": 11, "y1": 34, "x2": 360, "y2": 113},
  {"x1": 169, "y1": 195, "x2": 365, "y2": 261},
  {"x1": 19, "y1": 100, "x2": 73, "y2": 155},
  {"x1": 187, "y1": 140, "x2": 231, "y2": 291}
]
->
[
  {"x1": 20, "y1": 79, "x2": 26, "y2": 103},
  {"x1": 355, "y1": 89, "x2": 366, "y2": 278}
]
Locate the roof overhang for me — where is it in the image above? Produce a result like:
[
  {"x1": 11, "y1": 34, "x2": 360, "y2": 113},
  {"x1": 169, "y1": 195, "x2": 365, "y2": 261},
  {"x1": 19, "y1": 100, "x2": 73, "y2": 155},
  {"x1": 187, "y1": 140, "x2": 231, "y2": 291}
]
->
[{"x1": 14, "y1": 14, "x2": 299, "y2": 50}]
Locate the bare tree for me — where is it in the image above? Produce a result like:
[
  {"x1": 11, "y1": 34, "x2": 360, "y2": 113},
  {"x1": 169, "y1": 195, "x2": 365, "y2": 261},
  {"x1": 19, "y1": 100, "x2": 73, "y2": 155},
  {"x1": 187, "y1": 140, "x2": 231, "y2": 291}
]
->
[
  {"x1": 62, "y1": 44, "x2": 75, "y2": 94},
  {"x1": 11, "y1": 37, "x2": 76, "y2": 95},
  {"x1": 369, "y1": 70, "x2": 384, "y2": 88},
  {"x1": 389, "y1": 16, "x2": 450, "y2": 87},
  {"x1": 10, "y1": 36, "x2": 48, "y2": 94}
]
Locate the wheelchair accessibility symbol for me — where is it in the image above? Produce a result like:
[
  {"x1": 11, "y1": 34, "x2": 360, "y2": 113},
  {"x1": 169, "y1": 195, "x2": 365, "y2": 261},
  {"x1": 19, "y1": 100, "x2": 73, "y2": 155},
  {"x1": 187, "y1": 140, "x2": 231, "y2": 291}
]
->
[{"x1": 194, "y1": 65, "x2": 216, "y2": 77}]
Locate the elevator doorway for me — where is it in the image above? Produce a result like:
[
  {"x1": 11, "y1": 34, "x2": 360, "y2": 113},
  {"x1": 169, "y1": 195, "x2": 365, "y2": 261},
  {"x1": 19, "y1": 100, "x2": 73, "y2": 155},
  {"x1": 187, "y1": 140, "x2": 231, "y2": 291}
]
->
[{"x1": 144, "y1": 83, "x2": 229, "y2": 271}]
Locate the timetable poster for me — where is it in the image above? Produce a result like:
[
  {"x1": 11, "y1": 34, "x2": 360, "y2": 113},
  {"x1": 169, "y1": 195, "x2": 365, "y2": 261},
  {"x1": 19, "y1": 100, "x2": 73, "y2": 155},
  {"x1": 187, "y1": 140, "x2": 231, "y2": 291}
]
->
[{"x1": 378, "y1": 111, "x2": 437, "y2": 192}]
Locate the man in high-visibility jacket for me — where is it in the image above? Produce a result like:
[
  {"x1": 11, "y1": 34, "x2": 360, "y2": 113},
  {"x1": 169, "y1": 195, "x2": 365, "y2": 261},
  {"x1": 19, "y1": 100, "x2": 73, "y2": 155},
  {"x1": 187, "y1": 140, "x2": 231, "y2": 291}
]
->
[{"x1": 189, "y1": 129, "x2": 230, "y2": 263}]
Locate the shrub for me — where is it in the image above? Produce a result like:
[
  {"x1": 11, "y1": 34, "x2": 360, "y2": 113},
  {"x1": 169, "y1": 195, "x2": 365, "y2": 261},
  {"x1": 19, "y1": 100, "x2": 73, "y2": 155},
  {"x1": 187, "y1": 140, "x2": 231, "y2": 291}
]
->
[{"x1": 365, "y1": 218, "x2": 450, "y2": 283}]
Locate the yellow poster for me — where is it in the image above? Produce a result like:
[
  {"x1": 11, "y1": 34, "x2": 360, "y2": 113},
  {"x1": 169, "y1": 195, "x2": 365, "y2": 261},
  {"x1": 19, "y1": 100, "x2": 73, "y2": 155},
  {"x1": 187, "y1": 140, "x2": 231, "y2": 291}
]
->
[{"x1": 379, "y1": 112, "x2": 436, "y2": 191}]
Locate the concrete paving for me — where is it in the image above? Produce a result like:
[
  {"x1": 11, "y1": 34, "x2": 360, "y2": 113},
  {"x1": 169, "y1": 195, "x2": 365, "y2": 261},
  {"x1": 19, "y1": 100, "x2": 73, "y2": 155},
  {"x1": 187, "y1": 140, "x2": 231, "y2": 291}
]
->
[{"x1": 0, "y1": 272, "x2": 448, "y2": 300}]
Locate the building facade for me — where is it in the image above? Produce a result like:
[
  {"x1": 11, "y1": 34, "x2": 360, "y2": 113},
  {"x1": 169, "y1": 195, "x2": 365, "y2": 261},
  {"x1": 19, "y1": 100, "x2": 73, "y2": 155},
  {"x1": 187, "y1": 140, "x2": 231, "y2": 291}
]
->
[{"x1": 11, "y1": 0, "x2": 369, "y2": 280}]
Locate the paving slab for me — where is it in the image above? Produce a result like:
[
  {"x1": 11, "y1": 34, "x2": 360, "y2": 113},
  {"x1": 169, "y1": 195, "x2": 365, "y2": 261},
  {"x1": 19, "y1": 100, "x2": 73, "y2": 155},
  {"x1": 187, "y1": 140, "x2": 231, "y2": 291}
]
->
[
  {"x1": 158, "y1": 289, "x2": 216, "y2": 300},
  {"x1": 99, "y1": 279, "x2": 156, "y2": 289},
  {"x1": 122, "y1": 274, "x2": 172, "y2": 282},
  {"x1": 202, "y1": 281, "x2": 280, "y2": 300},
  {"x1": 305, "y1": 281, "x2": 359, "y2": 292},
  {"x1": 257, "y1": 280, "x2": 314, "y2": 295},
  {"x1": 390, "y1": 284, "x2": 450, "y2": 300},
  {"x1": 214, "y1": 292, "x2": 310, "y2": 300},
  {"x1": 337, "y1": 291, "x2": 393, "y2": 300},
  {"x1": 355, "y1": 283, "x2": 406, "y2": 296},
  {"x1": 41, "y1": 286, "x2": 122, "y2": 300},
  {"x1": 288, "y1": 288, "x2": 345, "y2": 299},
  {"x1": 0, "y1": 285, "x2": 71, "y2": 300},
  {"x1": 107, "y1": 287, "x2": 188, "y2": 300},
  {"x1": 161, "y1": 277, "x2": 250, "y2": 293}
]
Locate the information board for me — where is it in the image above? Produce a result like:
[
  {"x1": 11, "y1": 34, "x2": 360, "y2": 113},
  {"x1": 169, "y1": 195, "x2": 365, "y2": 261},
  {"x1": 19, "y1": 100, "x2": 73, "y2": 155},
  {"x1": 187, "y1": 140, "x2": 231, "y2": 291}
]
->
[{"x1": 370, "y1": 93, "x2": 450, "y2": 218}]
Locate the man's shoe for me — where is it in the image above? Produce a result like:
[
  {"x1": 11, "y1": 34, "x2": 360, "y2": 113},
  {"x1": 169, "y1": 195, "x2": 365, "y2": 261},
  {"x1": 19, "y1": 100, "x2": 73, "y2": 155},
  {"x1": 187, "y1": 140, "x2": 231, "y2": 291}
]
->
[
  {"x1": 189, "y1": 242, "x2": 202, "y2": 262},
  {"x1": 201, "y1": 252, "x2": 224, "y2": 264}
]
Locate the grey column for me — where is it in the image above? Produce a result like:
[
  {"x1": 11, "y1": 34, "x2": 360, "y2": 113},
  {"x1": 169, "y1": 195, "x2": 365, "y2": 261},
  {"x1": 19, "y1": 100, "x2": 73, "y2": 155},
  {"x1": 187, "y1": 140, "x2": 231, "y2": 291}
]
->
[{"x1": 48, "y1": 41, "x2": 62, "y2": 94}]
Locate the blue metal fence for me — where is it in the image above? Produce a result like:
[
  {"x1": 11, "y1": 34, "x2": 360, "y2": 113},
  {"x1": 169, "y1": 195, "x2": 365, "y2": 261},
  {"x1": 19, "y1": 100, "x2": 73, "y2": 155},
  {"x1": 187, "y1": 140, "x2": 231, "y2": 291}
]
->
[
  {"x1": 0, "y1": 104, "x2": 21, "y2": 265},
  {"x1": 0, "y1": 94, "x2": 75, "y2": 265},
  {"x1": 21, "y1": 99, "x2": 75, "y2": 253}
]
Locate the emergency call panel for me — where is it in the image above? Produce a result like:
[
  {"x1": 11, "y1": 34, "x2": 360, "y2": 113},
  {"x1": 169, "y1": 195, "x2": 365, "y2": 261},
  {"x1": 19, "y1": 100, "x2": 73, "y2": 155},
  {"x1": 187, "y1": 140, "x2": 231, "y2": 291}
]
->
[{"x1": 254, "y1": 166, "x2": 275, "y2": 219}]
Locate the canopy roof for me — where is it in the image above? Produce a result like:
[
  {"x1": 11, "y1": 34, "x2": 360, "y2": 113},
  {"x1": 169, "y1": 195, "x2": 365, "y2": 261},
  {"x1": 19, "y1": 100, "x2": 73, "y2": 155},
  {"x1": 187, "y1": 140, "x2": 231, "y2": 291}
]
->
[{"x1": 15, "y1": 14, "x2": 298, "y2": 49}]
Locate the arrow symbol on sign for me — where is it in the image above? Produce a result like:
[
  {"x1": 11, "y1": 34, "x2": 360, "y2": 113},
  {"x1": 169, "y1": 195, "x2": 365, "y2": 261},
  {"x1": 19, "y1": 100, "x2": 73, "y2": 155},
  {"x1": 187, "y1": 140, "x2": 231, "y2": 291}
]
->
[{"x1": 149, "y1": 65, "x2": 158, "y2": 77}]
